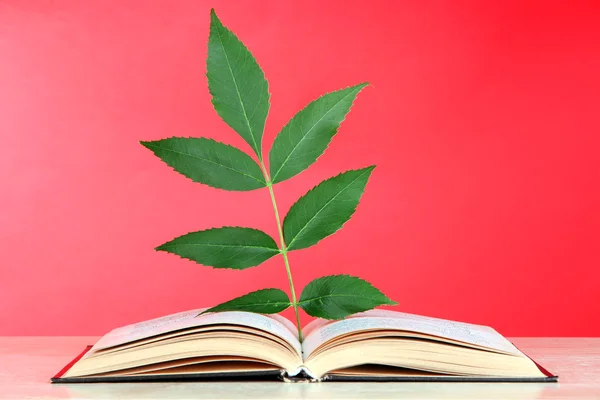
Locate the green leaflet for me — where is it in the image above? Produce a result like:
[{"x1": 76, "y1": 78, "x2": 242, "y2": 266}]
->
[
  {"x1": 299, "y1": 275, "x2": 397, "y2": 320},
  {"x1": 270, "y1": 83, "x2": 368, "y2": 184},
  {"x1": 140, "y1": 137, "x2": 265, "y2": 191},
  {"x1": 283, "y1": 166, "x2": 375, "y2": 251},
  {"x1": 207, "y1": 9, "x2": 270, "y2": 158},
  {"x1": 156, "y1": 227, "x2": 279, "y2": 270},
  {"x1": 200, "y1": 289, "x2": 291, "y2": 315}
]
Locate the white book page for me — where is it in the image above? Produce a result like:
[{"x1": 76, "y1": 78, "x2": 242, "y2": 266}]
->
[
  {"x1": 92, "y1": 309, "x2": 301, "y2": 355},
  {"x1": 302, "y1": 310, "x2": 522, "y2": 358}
]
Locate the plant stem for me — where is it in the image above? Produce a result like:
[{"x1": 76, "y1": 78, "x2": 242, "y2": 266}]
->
[{"x1": 259, "y1": 162, "x2": 303, "y2": 343}]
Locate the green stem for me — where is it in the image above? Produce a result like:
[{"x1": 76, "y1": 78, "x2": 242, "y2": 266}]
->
[{"x1": 259, "y1": 161, "x2": 303, "y2": 343}]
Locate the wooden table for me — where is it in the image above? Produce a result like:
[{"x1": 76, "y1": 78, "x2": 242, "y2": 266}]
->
[{"x1": 0, "y1": 337, "x2": 598, "y2": 399}]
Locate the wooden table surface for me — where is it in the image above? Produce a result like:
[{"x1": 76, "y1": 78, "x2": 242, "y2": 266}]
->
[{"x1": 0, "y1": 337, "x2": 599, "y2": 399}]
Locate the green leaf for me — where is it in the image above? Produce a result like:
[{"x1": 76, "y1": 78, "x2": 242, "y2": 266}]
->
[
  {"x1": 207, "y1": 9, "x2": 270, "y2": 158},
  {"x1": 299, "y1": 275, "x2": 397, "y2": 319},
  {"x1": 156, "y1": 227, "x2": 279, "y2": 269},
  {"x1": 270, "y1": 83, "x2": 368, "y2": 183},
  {"x1": 140, "y1": 137, "x2": 266, "y2": 191},
  {"x1": 283, "y1": 166, "x2": 375, "y2": 251},
  {"x1": 200, "y1": 289, "x2": 291, "y2": 315}
]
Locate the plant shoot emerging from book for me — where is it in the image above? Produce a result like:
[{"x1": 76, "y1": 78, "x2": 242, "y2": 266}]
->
[{"x1": 141, "y1": 9, "x2": 396, "y2": 342}]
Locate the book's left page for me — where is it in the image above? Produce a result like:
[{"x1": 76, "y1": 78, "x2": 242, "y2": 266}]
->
[
  {"x1": 92, "y1": 309, "x2": 301, "y2": 355},
  {"x1": 52, "y1": 310, "x2": 304, "y2": 382}
]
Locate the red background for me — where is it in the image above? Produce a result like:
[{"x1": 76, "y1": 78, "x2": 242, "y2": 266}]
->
[{"x1": 1, "y1": 0, "x2": 599, "y2": 336}]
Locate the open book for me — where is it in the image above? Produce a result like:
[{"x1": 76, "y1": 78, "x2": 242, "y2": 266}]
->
[{"x1": 52, "y1": 309, "x2": 556, "y2": 383}]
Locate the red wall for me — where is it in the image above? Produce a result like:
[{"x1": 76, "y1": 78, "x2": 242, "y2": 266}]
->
[{"x1": 1, "y1": 0, "x2": 599, "y2": 336}]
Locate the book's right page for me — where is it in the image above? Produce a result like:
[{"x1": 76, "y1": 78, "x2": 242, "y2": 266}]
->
[
  {"x1": 301, "y1": 310, "x2": 557, "y2": 382},
  {"x1": 302, "y1": 309, "x2": 523, "y2": 357}
]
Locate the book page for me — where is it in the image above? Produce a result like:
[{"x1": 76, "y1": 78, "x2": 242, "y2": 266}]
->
[
  {"x1": 267, "y1": 313, "x2": 299, "y2": 337},
  {"x1": 302, "y1": 310, "x2": 522, "y2": 358},
  {"x1": 92, "y1": 309, "x2": 301, "y2": 355}
]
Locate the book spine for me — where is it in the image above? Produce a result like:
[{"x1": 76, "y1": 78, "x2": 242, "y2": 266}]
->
[{"x1": 281, "y1": 366, "x2": 320, "y2": 383}]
